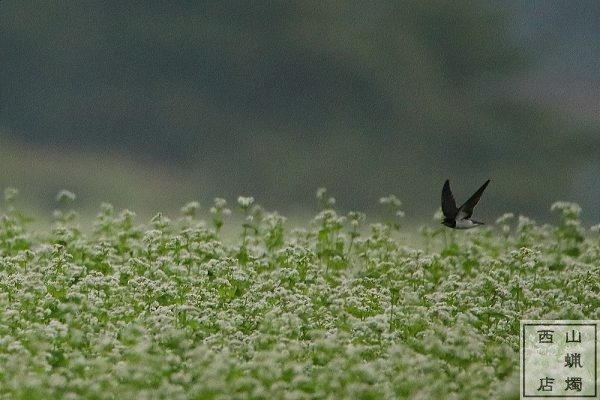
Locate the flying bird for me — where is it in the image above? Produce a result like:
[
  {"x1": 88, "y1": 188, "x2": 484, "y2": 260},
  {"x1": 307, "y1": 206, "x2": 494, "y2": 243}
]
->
[{"x1": 441, "y1": 179, "x2": 490, "y2": 229}]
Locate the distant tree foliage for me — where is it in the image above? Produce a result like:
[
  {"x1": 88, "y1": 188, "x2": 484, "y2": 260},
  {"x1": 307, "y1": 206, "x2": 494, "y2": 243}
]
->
[
  {"x1": 1, "y1": 1, "x2": 519, "y2": 155},
  {"x1": 1, "y1": 1, "x2": 597, "y2": 218}
]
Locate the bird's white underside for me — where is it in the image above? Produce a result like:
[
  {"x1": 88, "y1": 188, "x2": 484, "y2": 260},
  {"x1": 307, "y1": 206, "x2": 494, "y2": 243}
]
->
[{"x1": 454, "y1": 219, "x2": 479, "y2": 229}]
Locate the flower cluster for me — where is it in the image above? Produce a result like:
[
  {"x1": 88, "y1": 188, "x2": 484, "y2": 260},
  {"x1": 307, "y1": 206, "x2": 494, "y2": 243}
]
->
[{"x1": 0, "y1": 190, "x2": 597, "y2": 399}]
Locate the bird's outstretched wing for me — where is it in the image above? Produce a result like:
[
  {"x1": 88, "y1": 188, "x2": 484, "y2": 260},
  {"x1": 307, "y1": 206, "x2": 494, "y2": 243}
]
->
[
  {"x1": 457, "y1": 179, "x2": 490, "y2": 219},
  {"x1": 441, "y1": 180, "x2": 458, "y2": 219}
]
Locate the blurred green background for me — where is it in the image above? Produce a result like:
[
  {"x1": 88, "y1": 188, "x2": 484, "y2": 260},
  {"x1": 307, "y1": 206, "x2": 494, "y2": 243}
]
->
[{"x1": 1, "y1": 1, "x2": 599, "y2": 224}]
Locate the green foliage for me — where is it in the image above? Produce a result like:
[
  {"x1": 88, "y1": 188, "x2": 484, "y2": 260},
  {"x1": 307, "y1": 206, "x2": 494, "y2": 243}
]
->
[{"x1": 0, "y1": 190, "x2": 598, "y2": 399}]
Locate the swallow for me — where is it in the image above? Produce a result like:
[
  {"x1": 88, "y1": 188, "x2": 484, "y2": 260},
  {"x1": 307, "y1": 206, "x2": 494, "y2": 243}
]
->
[{"x1": 441, "y1": 179, "x2": 490, "y2": 229}]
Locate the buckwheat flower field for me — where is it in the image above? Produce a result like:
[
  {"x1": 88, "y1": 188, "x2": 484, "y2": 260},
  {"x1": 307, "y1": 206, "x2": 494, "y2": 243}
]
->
[{"x1": 0, "y1": 189, "x2": 598, "y2": 399}]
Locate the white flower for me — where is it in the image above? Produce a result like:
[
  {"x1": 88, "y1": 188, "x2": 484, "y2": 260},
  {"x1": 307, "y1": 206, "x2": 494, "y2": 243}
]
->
[
  {"x1": 237, "y1": 196, "x2": 255, "y2": 208},
  {"x1": 56, "y1": 189, "x2": 76, "y2": 203}
]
